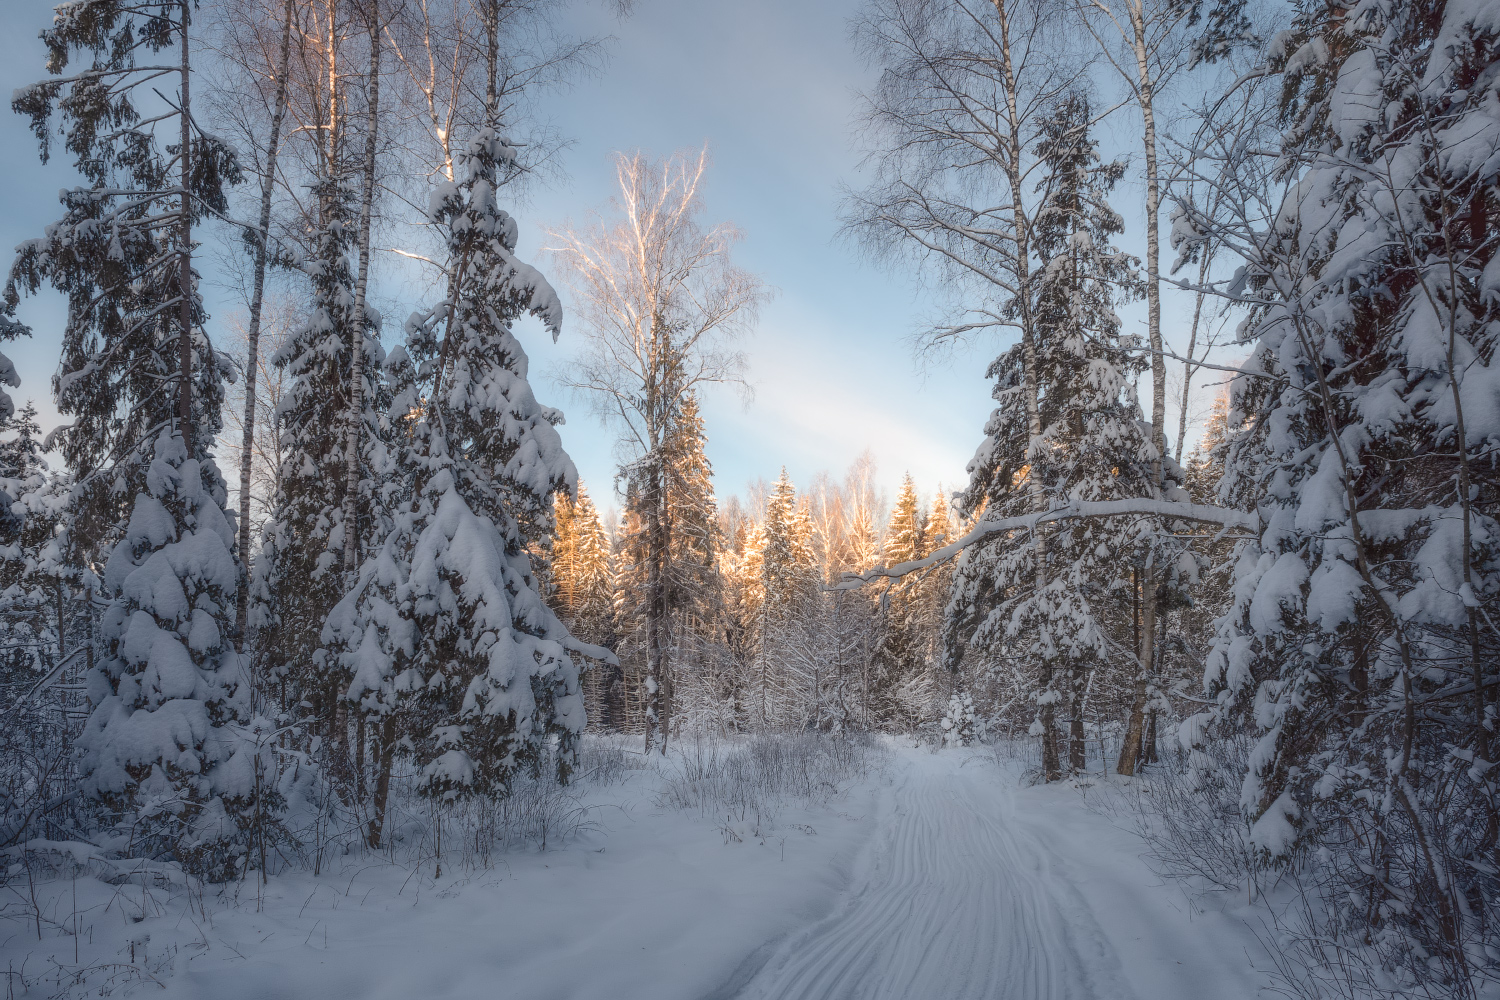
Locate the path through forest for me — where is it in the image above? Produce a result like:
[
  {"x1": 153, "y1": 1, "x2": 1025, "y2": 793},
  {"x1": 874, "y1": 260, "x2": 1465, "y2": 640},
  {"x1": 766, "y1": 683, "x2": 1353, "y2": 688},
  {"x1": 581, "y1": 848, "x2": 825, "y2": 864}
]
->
[
  {"x1": 719, "y1": 748, "x2": 1268, "y2": 1000},
  {"x1": 8, "y1": 744, "x2": 1271, "y2": 1000}
]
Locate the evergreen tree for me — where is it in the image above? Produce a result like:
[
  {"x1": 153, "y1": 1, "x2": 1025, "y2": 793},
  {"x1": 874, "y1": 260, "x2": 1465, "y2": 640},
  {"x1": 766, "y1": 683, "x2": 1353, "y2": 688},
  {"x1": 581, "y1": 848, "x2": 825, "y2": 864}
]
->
[
  {"x1": 946, "y1": 92, "x2": 1167, "y2": 778},
  {"x1": 940, "y1": 689, "x2": 980, "y2": 747},
  {"x1": 7, "y1": 1, "x2": 238, "y2": 487},
  {"x1": 0, "y1": 403, "x2": 44, "y2": 489},
  {"x1": 718, "y1": 512, "x2": 764, "y2": 728},
  {"x1": 755, "y1": 470, "x2": 815, "y2": 725},
  {"x1": 0, "y1": 404, "x2": 89, "y2": 683},
  {"x1": 554, "y1": 483, "x2": 617, "y2": 728},
  {"x1": 877, "y1": 474, "x2": 936, "y2": 730},
  {"x1": 662, "y1": 393, "x2": 728, "y2": 730},
  {"x1": 664, "y1": 395, "x2": 722, "y2": 623},
  {"x1": 324, "y1": 131, "x2": 588, "y2": 842},
  {"x1": 570, "y1": 486, "x2": 615, "y2": 650},
  {"x1": 613, "y1": 395, "x2": 730, "y2": 735},
  {"x1": 252, "y1": 177, "x2": 385, "y2": 722},
  {"x1": 551, "y1": 487, "x2": 580, "y2": 611},
  {"x1": 611, "y1": 503, "x2": 651, "y2": 731},
  {"x1": 4, "y1": 0, "x2": 265, "y2": 868},
  {"x1": 924, "y1": 487, "x2": 955, "y2": 657},
  {"x1": 1186, "y1": 0, "x2": 1500, "y2": 979},
  {"x1": 79, "y1": 432, "x2": 268, "y2": 874}
]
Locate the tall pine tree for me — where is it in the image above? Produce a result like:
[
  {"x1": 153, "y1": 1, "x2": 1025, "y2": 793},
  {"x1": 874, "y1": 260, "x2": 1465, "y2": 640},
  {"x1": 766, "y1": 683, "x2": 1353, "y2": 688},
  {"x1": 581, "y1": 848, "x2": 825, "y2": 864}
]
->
[
  {"x1": 6, "y1": 0, "x2": 266, "y2": 869},
  {"x1": 947, "y1": 93, "x2": 1167, "y2": 778}
]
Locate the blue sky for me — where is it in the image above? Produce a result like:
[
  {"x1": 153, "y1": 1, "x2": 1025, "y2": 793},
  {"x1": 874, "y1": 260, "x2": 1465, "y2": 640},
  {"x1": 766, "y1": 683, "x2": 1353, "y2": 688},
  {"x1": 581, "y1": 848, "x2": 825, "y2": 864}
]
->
[{"x1": 0, "y1": 0, "x2": 1228, "y2": 515}]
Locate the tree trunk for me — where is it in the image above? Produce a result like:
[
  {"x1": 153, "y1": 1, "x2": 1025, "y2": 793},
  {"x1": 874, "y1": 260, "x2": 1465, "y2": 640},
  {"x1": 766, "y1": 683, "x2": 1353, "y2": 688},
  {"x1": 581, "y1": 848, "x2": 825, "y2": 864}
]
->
[
  {"x1": 1173, "y1": 253, "x2": 1212, "y2": 465},
  {"x1": 177, "y1": 0, "x2": 194, "y2": 459},
  {"x1": 1040, "y1": 697, "x2": 1061, "y2": 780},
  {"x1": 644, "y1": 462, "x2": 667, "y2": 754},
  {"x1": 236, "y1": 0, "x2": 295, "y2": 652},
  {"x1": 1129, "y1": 0, "x2": 1166, "y2": 483},
  {"x1": 1122, "y1": 4, "x2": 1166, "y2": 778},
  {"x1": 1068, "y1": 660, "x2": 1086, "y2": 772},
  {"x1": 368, "y1": 715, "x2": 395, "y2": 849},
  {"x1": 54, "y1": 581, "x2": 65, "y2": 663},
  {"x1": 341, "y1": 0, "x2": 380, "y2": 576},
  {"x1": 1118, "y1": 565, "x2": 1154, "y2": 775},
  {"x1": 355, "y1": 713, "x2": 366, "y2": 799}
]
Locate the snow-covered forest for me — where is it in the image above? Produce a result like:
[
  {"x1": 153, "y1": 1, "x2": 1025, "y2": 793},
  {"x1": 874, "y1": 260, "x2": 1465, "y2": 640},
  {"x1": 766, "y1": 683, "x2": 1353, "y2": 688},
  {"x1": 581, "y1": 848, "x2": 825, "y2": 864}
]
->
[{"x1": 0, "y1": 0, "x2": 1495, "y2": 996}]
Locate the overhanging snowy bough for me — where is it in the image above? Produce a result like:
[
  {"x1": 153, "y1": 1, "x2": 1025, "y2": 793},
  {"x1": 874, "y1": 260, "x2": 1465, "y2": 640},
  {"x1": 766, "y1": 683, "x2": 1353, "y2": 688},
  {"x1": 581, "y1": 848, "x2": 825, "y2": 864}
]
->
[{"x1": 835, "y1": 497, "x2": 1258, "y2": 588}]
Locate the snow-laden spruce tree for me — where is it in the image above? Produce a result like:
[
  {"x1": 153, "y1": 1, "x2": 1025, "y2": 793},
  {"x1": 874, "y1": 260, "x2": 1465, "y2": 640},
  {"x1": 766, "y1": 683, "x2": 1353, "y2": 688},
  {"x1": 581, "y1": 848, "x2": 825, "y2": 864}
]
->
[
  {"x1": 0, "y1": 321, "x2": 23, "y2": 536},
  {"x1": 0, "y1": 404, "x2": 95, "y2": 683},
  {"x1": 7, "y1": 1, "x2": 238, "y2": 492},
  {"x1": 251, "y1": 176, "x2": 386, "y2": 719},
  {"x1": 81, "y1": 431, "x2": 267, "y2": 873},
  {"x1": 0, "y1": 401, "x2": 97, "y2": 846},
  {"x1": 663, "y1": 393, "x2": 726, "y2": 682},
  {"x1": 616, "y1": 391, "x2": 732, "y2": 734},
  {"x1": 940, "y1": 689, "x2": 981, "y2": 747},
  {"x1": 1179, "y1": 0, "x2": 1500, "y2": 986},
  {"x1": 611, "y1": 503, "x2": 653, "y2": 731},
  {"x1": 718, "y1": 508, "x2": 764, "y2": 728},
  {"x1": 0, "y1": 402, "x2": 56, "y2": 653},
  {"x1": 946, "y1": 93, "x2": 1181, "y2": 779},
  {"x1": 3, "y1": 0, "x2": 274, "y2": 871},
  {"x1": 876, "y1": 474, "x2": 938, "y2": 731},
  {"x1": 553, "y1": 481, "x2": 616, "y2": 648},
  {"x1": 324, "y1": 131, "x2": 597, "y2": 843},
  {"x1": 753, "y1": 470, "x2": 819, "y2": 727}
]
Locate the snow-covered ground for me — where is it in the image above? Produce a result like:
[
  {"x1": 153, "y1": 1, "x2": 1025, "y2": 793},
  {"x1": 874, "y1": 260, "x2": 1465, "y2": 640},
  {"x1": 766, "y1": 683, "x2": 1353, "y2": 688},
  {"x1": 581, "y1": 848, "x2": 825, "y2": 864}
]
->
[{"x1": 0, "y1": 743, "x2": 1275, "y2": 998}]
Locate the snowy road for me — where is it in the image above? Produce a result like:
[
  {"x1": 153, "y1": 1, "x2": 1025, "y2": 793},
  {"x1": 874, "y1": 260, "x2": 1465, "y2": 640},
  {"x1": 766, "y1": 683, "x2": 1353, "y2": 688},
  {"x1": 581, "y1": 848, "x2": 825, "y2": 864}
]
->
[
  {"x1": 722, "y1": 749, "x2": 1263, "y2": 1000},
  {"x1": 17, "y1": 744, "x2": 1268, "y2": 1000}
]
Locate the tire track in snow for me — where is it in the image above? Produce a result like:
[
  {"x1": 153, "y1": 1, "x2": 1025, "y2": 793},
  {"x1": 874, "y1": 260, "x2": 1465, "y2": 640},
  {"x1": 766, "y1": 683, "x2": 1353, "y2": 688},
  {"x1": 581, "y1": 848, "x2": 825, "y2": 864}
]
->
[{"x1": 724, "y1": 753, "x2": 1135, "y2": 1000}]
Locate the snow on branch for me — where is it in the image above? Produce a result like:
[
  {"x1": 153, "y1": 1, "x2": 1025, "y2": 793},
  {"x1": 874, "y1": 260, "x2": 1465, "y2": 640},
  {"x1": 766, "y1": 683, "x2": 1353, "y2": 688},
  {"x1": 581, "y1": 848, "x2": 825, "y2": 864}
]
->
[{"x1": 836, "y1": 498, "x2": 1258, "y2": 588}]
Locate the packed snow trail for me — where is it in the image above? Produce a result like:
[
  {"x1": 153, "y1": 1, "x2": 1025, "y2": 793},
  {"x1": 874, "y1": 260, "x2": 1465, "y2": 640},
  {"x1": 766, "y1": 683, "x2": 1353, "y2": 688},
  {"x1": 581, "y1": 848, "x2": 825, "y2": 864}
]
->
[
  {"x1": 722, "y1": 749, "x2": 1260, "y2": 1000},
  {"x1": 10, "y1": 744, "x2": 1268, "y2": 999}
]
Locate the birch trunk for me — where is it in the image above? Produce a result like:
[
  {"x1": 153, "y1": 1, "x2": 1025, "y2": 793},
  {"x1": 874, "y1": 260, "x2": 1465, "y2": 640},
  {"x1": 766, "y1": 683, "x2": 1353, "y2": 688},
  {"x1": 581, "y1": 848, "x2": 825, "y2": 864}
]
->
[
  {"x1": 235, "y1": 0, "x2": 296, "y2": 651},
  {"x1": 341, "y1": 0, "x2": 381, "y2": 575},
  {"x1": 1117, "y1": 0, "x2": 1164, "y2": 777}
]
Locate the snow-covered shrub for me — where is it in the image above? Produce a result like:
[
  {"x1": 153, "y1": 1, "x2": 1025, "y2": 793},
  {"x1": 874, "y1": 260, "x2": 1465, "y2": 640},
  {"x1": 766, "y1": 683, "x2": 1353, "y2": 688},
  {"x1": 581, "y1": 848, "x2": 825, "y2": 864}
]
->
[
  {"x1": 1118, "y1": 722, "x2": 1272, "y2": 896},
  {"x1": 657, "y1": 731, "x2": 881, "y2": 829},
  {"x1": 575, "y1": 735, "x2": 635, "y2": 787},
  {"x1": 940, "y1": 690, "x2": 982, "y2": 747}
]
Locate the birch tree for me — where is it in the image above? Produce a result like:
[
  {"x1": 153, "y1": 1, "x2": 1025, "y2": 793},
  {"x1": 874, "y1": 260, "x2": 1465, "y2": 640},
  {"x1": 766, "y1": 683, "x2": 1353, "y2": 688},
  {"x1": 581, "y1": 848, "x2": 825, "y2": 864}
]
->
[
  {"x1": 210, "y1": 0, "x2": 298, "y2": 648},
  {"x1": 551, "y1": 149, "x2": 765, "y2": 752}
]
